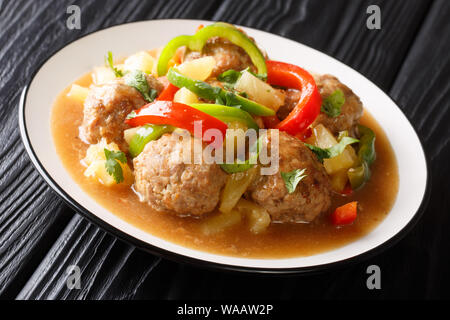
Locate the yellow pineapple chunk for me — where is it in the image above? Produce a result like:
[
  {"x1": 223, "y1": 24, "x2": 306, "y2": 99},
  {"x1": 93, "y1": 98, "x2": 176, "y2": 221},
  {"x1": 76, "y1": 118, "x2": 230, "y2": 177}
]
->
[
  {"x1": 235, "y1": 199, "x2": 271, "y2": 234},
  {"x1": 234, "y1": 70, "x2": 285, "y2": 111},
  {"x1": 200, "y1": 210, "x2": 242, "y2": 235},
  {"x1": 83, "y1": 139, "x2": 133, "y2": 186},
  {"x1": 311, "y1": 124, "x2": 358, "y2": 175},
  {"x1": 67, "y1": 84, "x2": 89, "y2": 103},
  {"x1": 123, "y1": 51, "x2": 155, "y2": 74},
  {"x1": 173, "y1": 87, "x2": 199, "y2": 104},
  {"x1": 123, "y1": 127, "x2": 141, "y2": 145},
  {"x1": 92, "y1": 66, "x2": 116, "y2": 85},
  {"x1": 177, "y1": 56, "x2": 216, "y2": 81},
  {"x1": 330, "y1": 169, "x2": 349, "y2": 193}
]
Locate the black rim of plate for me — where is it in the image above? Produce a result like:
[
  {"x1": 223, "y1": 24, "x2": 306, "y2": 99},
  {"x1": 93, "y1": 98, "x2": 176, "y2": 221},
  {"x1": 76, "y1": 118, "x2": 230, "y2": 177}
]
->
[{"x1": 18, "y1": 19, "x2": 431, "y2": 275}]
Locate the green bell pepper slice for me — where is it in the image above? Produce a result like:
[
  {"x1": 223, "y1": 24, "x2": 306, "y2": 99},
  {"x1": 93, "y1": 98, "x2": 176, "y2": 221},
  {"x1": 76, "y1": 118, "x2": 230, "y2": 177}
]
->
[
  {"x1": 129, "y1": 125, "x2": 174, "y2": 158},
  {"x1": 348, "y1": 161, "x2": 371, "y2": 190},
  {"x1": 167, "y1": 68, "x2": 275, "y2": 116},
  {"x1": 189, "y1": 103, "x2": 259, "y2": 131},
  {"x1": 168, "y1": 67, "x2": 220, "y2": 100},
  {"x1": 157, "y1": 22, "x2": 267, "y2": 78},
  {"x1": 347, "y1": 125, "x2": 376, "y2": 190},
  {"x1": 357, "y1": 124, "x2": 376, "y2": 166},
  {"x1": 220, "y1": 162, "x2": 255, "y2": 174}
]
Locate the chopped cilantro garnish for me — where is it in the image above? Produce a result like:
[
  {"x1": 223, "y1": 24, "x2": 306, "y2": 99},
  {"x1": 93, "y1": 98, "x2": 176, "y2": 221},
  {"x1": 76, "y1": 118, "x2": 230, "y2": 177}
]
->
[
  {"x1": 217, "y1": 69, "x2": 242, "y2": 84},
  {"x1": 243, "y1": 67, "x2": 267, "y2": 81},
  {"x1": 321, "y1": 89, "x2": 345, "y2": 118},
  {"x1": 124, "y1": 70, "x2": 157, "y2": 102},
  {"x1": 104, "y1": 149, "x2": 127, "y2": 184},
  {"x1": 215, "y1": 90, "x2": 242, "y2": 109},
  {"x1": 217, "y1": 68, "x2": 266, "y2": 92},
  {"x1": 305, "y1": 137, "x2": 359, "y2": 162},
  {"x1": 105, "y1": 51, "x2": 124, "y2": 78},
  {"x1": 281, "y1": 168, "x2": 307, "y2": 194}
]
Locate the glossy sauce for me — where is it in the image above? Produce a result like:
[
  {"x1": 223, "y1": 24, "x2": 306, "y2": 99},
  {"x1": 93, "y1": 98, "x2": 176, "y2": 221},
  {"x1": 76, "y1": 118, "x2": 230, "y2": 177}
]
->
[{"x1": 51, "y1": 72, "x2": 399, "y2": 259}]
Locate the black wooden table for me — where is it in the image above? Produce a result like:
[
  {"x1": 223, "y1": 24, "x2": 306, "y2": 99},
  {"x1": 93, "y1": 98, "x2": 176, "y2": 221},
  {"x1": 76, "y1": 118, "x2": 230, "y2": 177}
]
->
[{"x1": 1, "y1": 0, "x2": 449, "y2": 300}]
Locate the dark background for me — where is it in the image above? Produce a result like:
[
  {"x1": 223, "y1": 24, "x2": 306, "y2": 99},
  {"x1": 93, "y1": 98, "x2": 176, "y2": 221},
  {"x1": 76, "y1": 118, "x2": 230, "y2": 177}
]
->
[{"x1": 0, "y1": 0, "x2": 449, "y2": 300}]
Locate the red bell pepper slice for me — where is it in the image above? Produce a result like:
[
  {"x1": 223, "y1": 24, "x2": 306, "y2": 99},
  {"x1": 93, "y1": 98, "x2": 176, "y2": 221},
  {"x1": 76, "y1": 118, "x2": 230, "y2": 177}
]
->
[
  {"x1": 262, "y1": 115, "x2": 280, "y2": 128},
  {"x1": 125, "y1": 101, "x2": 227, "y2": 145},
  {"x1": 157, "y1": 83, "x2": 179, "y2": 101},
  {"x1": 266, "y1": 60, "x2": 322, "y2": 136},
  {"x1": 294, "y1": 127, "x2": 312, "y2": 142},
  {"x1": 331, "y1": 201, "x2": 358, "y2": 226}
]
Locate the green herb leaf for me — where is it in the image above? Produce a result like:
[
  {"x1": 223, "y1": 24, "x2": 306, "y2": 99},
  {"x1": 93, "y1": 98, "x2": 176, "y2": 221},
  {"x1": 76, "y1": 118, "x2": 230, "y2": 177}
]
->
[
  {"x1": 327, "y1": 137, "x2": 359, "y2": 157},
  {"x1": 321, "y1": 89, "x2": 345, "y2": 118},
  {"x1": 148, "y1": 88, "x2": 158, "y2": 101},
  {"x1": 105, "y1": 51, "x2": 124, "y2": 77},
  {"x1": 224, "y1": 91, "x2": 240, "y2": 107},
  {"x1": 305, "y1": 136, "x2": 359, "y2": 162},
  {"x1": 215, "y1": 90, "x2": 243, "y2": 109},
  {"x1": 281, "y1": 168, "x2": 307, "y2": 194},
  {"x1": 217, "y1": 68, "x2": 266, "y2": 92},
  {"x1": 243, "y1": 67, "x2": 267, "y2": 82},
  {"x1": 217, "y1": 69, "x2": 242, "y2": 85},
  {"x1": 124, "y1": 70, "x2": 156, "y2": 102},
  {"x1": 215, "y1": 95, "x2": 225, "y2": 106},
  {"x1": 223, "y1": 83, "x2": 236, "y2": 91},
  {"x1": 104, "y1": 149, "x2": 127, "y2": 184},
  {"x1": 303, "y1": 144, "x2": 331, "y2": 162}
]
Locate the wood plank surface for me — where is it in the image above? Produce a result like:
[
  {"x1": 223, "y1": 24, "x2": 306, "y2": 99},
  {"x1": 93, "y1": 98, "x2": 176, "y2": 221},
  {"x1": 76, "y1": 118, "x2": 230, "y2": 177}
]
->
[
  {"x1": 0, "y1": 0, "x2": 221, "y2": 299},
  {"x1": 388, "y1": 0, "x2": 450, "y2": 299},
  {"x1": 1, "y1": 0, "x2": 447, "y2": 299}
]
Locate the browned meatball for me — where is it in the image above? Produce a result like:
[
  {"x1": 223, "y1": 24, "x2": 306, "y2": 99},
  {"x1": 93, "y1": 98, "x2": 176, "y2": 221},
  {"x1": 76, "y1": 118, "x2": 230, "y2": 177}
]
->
[
  {"x1": 276, "y1": 74, "x2": 363, "y2": 136},
  {"x1": 79, "y1": 75, "x2": 163, "y2": 150},
  {"x1": 313, "y1": 74, "x2": 363, "y2": 135},
  {"x1": 133, "y1": 133, "x2": 228, "y2": 216},
  {"x1": 248, "y1": 130, "x2": 331, "y2": 223},
  {"x1": 276, "y1": 88, "x2": 301, "y2": 120},
  {"x1": 184, "y1": 37, "x2": 256, "y2": 78}
]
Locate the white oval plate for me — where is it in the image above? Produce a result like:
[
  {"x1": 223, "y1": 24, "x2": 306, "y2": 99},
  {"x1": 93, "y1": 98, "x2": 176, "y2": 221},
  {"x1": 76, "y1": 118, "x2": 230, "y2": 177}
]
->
[{"x1": 19, "y1": 19, "x2": 429, "y2": 273}]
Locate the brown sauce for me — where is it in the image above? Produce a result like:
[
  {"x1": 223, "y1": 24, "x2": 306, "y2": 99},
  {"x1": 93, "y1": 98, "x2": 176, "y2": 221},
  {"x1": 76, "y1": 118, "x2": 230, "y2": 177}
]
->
[{"x1": 51, "y1": 72, "x2": 399, "y2": 259}]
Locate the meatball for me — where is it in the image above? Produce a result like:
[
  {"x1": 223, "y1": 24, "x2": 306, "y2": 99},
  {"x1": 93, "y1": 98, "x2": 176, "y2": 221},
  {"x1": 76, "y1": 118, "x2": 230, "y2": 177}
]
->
[
  {"x1": 276, "y1": 88, "x2": 302, "y2": 120},
  {"x1": 133, "y1": 133, "x2": 228, "y2": 216},
  {"x1": 79, "y1": 75, "x2": 163, "y2": 150},
  {"x1": 276, "y1": 74, "x2": 363, "y2": 136},
  {"x1": 313, "y1": 74, "x2": 363, "y2": 135},
  {"x1": 184, "y1": 37, "x2": 256, "y2": 78},
  {"x1": 247, "y1": 130, "x2": 331, "y2": 223}
]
